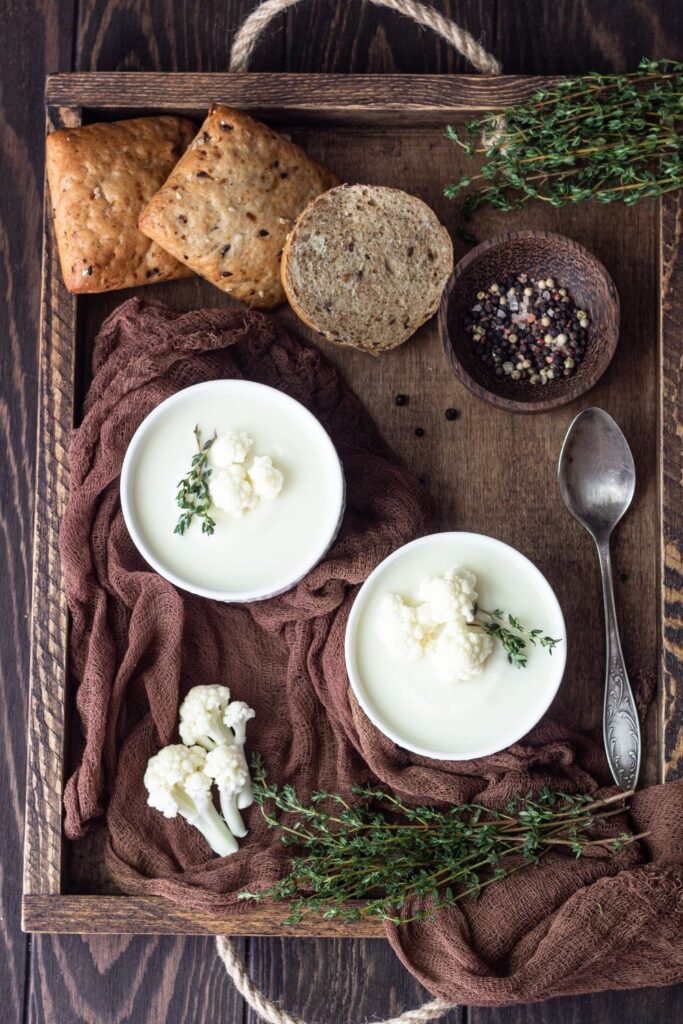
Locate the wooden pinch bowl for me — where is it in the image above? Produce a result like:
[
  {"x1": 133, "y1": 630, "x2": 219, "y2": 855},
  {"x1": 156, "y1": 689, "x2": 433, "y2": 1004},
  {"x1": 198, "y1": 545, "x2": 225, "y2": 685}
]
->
[{"x1": 438, "y1": 231, "x2": 620, "y2": 414}]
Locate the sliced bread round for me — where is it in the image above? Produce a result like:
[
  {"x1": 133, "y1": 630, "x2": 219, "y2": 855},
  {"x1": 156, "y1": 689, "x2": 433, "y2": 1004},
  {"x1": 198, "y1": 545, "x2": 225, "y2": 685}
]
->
[{"x1": 281, "y1": 184, "x2": 454, "y2": 354}]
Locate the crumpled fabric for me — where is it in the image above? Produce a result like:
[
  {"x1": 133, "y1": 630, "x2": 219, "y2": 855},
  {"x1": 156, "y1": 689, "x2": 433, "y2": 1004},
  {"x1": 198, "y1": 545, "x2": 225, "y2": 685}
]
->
[{"x1": 62, "y1": 298, "x2": 683, "y2": 1006}]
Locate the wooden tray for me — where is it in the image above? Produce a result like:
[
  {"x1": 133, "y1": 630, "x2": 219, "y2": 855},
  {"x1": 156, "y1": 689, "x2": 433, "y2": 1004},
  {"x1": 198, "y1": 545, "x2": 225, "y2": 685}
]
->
[{"x1": 24, "y1": 72, "x2": 683, "y2": 937}]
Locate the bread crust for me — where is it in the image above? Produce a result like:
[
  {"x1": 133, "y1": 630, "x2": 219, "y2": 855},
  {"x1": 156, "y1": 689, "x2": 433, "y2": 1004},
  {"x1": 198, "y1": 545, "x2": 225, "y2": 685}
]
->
[
  {"x1": 281, "y1": 184, "x2": 454, "y2": 353},
  {"x1": 46, "y1": 116, "x2": 196, "y2": 294},
  {"x1": 138, "y1": 104, "x2": 339, "y2": 309}
]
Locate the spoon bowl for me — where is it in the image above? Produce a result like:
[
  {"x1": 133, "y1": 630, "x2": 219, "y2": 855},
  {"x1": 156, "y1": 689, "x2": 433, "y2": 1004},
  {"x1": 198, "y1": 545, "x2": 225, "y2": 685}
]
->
[{"x1": 558, "y1": 408, "x2": 636, "y2": 540}]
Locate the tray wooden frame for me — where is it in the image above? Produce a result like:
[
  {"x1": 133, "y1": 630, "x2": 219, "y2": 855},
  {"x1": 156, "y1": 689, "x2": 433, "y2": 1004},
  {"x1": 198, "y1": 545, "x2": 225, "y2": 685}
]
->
[{"x1": 23, "y1": 72, "x2": 683, "y2": 936}]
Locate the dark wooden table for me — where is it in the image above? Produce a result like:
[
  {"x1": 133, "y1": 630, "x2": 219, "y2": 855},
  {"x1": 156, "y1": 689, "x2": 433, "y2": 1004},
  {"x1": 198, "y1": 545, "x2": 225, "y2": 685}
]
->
[{"x1": 3, "y1": 1, "x2": 683, "y2": 1021}]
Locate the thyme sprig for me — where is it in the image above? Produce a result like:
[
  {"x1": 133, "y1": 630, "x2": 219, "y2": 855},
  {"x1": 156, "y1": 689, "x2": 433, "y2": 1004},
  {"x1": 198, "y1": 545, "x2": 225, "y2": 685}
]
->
[
  {"x1": 240, "y1": 758, "x2": 641, "y2": 925},
  {"x1": 445, "y1": 58, "x2": 683, "y2": 216},
  {"x1": 472, "y1": 608, "x2": 561, "y2": 669},
  {"x1": 174, "y1": 425, "x2": 217, "y2": 536}
]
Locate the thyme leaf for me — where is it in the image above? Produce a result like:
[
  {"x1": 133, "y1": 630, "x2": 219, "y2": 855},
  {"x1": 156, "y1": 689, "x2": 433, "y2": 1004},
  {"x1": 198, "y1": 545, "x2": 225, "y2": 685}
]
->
[
  {"x1": 471, "y1": 608, "x2": 561, "y2": 669},
  {"x1": 240, "y1": 758, "x2": 641, "y2": 925},
  {"x1": 445, "y1": 58, "x2": 683, "y2": 216},
  {"x1": 174, "y1": 425, "x2": 217, "y2": 536}
]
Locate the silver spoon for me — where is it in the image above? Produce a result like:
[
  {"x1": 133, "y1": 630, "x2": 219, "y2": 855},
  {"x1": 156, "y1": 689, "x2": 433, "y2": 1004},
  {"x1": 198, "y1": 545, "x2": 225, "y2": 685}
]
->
[{"x1": 558, "y1": 407, "x2": 641, "y2": 790}]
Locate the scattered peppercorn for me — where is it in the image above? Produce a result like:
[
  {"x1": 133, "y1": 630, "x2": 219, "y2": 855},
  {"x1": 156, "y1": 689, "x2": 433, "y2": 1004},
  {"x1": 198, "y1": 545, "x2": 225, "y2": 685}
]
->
[
  {"x1": 394, "y1": 393, "x2": 409, "y2": 406},
  {"x1": 463, "y1": 274, "x2": 591, "y2": 385},
  {"x1": 445, "y1": 407, "x2": 460, "y2": 421},
  {"x1": 414, "y1": 427, "x2": 425, "y2": 437}
]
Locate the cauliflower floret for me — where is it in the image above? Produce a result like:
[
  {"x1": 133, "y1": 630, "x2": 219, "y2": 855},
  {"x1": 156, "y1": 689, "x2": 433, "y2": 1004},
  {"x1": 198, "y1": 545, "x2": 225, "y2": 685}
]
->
[
  {"x1": 417, "y1": 567, "x2": 478, "y2": 625},
  {"x1": 211, "y1": 465, "x2": 257, "y2": 516},
  {"x1": 248, "y1": 455, "x2": 284, "y2": 500},
  {"x1": 430, "y1": 621, "x2": 493, "y2": 683},
  {"x1": 179, "y1": 685, "x2": 255, "y2": 810},
  {"x1": 144, "y1": 743, "x2": 238, "y2": 856},
  {"x1": 178, "y1": 684, "x2": 234, "y2": 749},
  {"x1": 376, "y1": 594, "x2": 437, "y2": 661},
  {"x1": 204, "y1": 744, "x2": 248, "y2": 838},
  {"x1": 211, "y1": 431, "x2": 253, "y2": 468},
  {"x1": 223, "y1": 700, "x2": 256, "y2": 809}
]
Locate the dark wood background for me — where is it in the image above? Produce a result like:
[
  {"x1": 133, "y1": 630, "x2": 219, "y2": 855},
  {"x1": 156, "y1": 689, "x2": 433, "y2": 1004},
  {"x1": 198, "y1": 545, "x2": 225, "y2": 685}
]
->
[{"x1": 3, "y1": 1, "x2": 683, "y2": 1021}]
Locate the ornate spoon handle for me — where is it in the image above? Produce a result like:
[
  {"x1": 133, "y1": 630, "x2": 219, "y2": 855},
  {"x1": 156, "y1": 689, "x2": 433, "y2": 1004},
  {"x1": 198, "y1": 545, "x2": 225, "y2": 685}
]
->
[{"x1": 596, "y1": 539, "x2": 641, "y2": 789}]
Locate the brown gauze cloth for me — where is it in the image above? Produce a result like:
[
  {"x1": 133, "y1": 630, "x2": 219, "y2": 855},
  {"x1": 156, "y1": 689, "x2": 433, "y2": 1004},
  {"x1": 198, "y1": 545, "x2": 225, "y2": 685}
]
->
[{"x1": 62, "y1": 298, "x2": 683, "y2": 1007}]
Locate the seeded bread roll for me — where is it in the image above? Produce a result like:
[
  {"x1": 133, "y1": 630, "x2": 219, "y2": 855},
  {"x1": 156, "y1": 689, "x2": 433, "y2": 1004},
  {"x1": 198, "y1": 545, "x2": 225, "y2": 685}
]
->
[
  {"x1": 138, "y1": 104, "x2": 339, "y2": 309},
  {"x1": 46, "y1": 116, "x2": 196, "y2": 293},
  {"x1": 281, "y1": 184, "x2": 454, "y2": 353}
]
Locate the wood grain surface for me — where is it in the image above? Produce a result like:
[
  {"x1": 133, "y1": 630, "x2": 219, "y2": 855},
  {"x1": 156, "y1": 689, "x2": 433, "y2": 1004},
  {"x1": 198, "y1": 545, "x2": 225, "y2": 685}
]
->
[
  {"x1": 2, "y1": 1, "x2": 683, "y2": 1023},
  {"x1": 29, "y1": 83, "x2": 671, "y2": 925}
]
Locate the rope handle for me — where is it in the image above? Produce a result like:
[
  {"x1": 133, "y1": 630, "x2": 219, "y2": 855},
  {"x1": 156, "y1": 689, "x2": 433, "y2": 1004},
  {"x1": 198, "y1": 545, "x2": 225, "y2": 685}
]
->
[
  {"x1": 229, "y1": 0, "x2": 501, "y2": 74},
  {"x1": 216, "y1": 936, "x2": 457, "y2": 1024},
  {"x1": 220, "y1": 3, "x2": 498, "y2": 1021}
]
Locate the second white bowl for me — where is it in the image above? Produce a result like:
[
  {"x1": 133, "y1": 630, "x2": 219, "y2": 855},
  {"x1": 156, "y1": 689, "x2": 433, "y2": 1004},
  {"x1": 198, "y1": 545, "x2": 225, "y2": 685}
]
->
[{"x1": 345, "y1": 532, "x2": 566, "y2": 760}]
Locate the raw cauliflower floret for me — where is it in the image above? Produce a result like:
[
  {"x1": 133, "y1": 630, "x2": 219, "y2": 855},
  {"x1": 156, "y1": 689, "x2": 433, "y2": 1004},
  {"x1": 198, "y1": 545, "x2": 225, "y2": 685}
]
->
[
  {"x1": 178, "y1": 684, "x2": 234, "y2": 750},
  {"x1": 143, "y1": 743, "x2": 239, "y2": 856},
  {"x1": 211, "y1": 431, "x2": 253, "y2": 468},
  {"x1": 204, "y1": 744, "x2": 248, "y2": 838},
  {"x1": 376, "y1": 594, "x2": 437, "y2": 661},
  {"x1": 248, "y1": 455, "x2": 284, "y2": 500},
  {"x1": 431, "y1": 621, "x2": 493, "y2": 683},
  {"x1": 211, "y1": 465, "x2": 257, "y2": 516},
  {"x1": 417, "y1": 567, "x2": 478, "y2": 625}
]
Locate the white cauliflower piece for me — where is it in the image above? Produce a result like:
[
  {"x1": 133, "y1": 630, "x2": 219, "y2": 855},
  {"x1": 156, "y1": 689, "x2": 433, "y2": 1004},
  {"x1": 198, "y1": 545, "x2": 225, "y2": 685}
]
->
[
  {"x1": 211, "y1": 431, "x2": 253, "y2": 467},
  {"x1": 211, "y1": 465, "x2": 257, "y2": 516},
  {"x1": 223, "y1": 700, "x2": 256, "y2": 809},
  {"x1": 144, "y1": 744, "x2": 238, "y2": 856},
  {"x1": 178, "y1": 684, "x2": 234, "y2": 750},
  {"x1": 417, "y1": 567, "x2": 478, "y2": 624},
  {"x1": 204, "y1": 744, "x2": 248, "y2": 838},
  {"x1": 248, "y1": 455, "x2": 284, "y2": 500},
  {"x1": 376, "y1": 594, "x2": 437, "y2": 661},
  {"x1": 430, "y1": 622, "x2": 493, "y2": 683}
]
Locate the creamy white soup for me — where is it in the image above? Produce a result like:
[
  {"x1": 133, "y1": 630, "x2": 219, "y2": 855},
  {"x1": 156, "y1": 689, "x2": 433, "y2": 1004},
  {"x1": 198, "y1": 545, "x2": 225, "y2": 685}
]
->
[
  {"x1": 346, "y1": 533, "x2": 566, "y2": 759},
  {"x1": 122, "y1": 381, "x2": 344, "y2": 599}
]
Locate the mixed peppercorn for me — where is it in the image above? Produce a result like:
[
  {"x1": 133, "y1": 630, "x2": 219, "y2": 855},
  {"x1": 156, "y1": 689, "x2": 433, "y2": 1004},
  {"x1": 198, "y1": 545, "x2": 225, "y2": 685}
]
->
[
  {"x1": 463, "y1": 275, "x2": 590, "y2": 384},
  {"x1": 393, "y1": 394, "x2": 460, "y2": 435}
]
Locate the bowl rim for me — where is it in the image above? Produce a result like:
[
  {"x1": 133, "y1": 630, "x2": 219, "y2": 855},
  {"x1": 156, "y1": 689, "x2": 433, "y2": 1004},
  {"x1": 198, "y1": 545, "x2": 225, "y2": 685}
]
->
[
  {"x1": 344, "y1": 530, "x2": 567, "y2": 761},
  {"x1": 120, "y1": 379, "x2": 346, "y2": 603},
  {"x1": 438, "y1": 229, "x2": 620, "y2": 414}
]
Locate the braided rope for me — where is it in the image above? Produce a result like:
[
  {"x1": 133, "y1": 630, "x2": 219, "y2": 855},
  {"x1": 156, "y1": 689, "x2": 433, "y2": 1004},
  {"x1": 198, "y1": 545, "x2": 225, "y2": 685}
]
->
[
  {"x1": 219, "y1": 3, "x2": 497, "y2": 1020},
  {"x1": 229, "y1": 0, "x2": 501, "y2": 74},
  {"x1": 215, "y1": 936, "x2": 457, "y2": 1024}
]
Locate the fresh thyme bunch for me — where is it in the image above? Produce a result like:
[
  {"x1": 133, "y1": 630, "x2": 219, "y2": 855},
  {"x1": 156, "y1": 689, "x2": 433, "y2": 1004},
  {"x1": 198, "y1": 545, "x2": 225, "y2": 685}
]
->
[
  {"x1": 473, "y1": 608, "x2": 560, "y2": 669},
  {"x1": 445, "y1": 58, "x2": 683, "y2": 216},
  {"x1": 240, "y1": 758, "x2": 640, "y2": 925},
  {"x1": 174, "y1": 425, "x2": 216, "y2": 536}
]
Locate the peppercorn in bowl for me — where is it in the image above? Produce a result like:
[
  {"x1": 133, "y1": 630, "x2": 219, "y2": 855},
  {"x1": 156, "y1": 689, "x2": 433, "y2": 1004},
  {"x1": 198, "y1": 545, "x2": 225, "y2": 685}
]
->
[{"x1": 438, "y1": 231, "x2": 620, "y2": 413}]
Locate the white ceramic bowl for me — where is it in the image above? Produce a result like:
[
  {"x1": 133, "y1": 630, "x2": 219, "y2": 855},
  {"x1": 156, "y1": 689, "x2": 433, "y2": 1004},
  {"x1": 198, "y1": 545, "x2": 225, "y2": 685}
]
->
[
  {"x1": 120, "y1": 380, "x2": 345, "y2": 602},
  {"x1": 345, "y1": 532, "x2": 567, "y2": 760}
]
